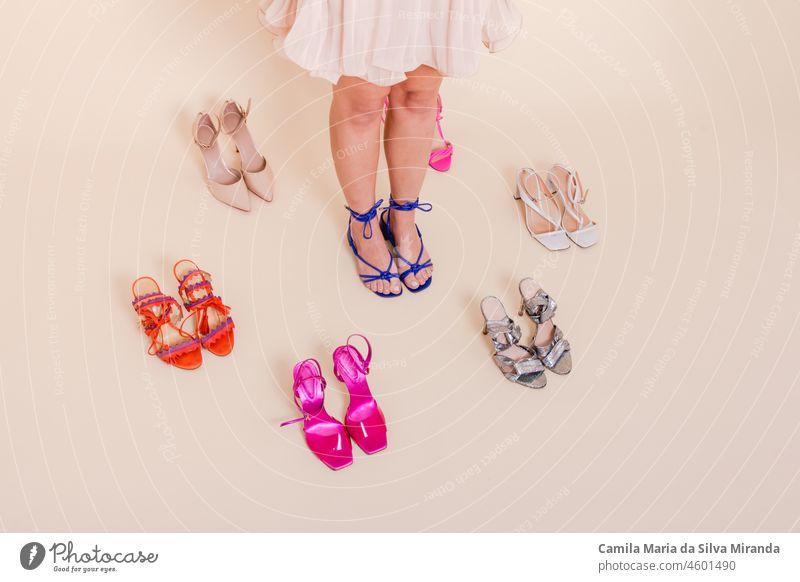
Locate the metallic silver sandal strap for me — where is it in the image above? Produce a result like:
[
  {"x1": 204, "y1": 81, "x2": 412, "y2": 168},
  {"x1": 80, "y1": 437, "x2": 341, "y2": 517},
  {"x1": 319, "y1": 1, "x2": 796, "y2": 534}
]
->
[
  {"x1": 533, "y1": 326, "x2": 571, "y2": 368},
  {"x1": 494, "y1": 352, "x2": 545, "y2": 382},
  {"x1": 484, "y1": 317, "x2": 521, "y2": 352},
  {"x1": 521, "y1": 289, "x2": 557, "y2": 325}
]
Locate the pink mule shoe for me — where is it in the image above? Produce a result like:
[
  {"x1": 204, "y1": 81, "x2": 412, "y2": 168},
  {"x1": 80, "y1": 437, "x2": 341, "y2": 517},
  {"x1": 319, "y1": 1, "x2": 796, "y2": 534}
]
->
[
  {"x1": 429, "y1": 95, "x2": 453, "y2": 172},
  {"x1": 281, "y1": 359, "x2": 353, "y2": 471},
  {"x1": 332, "y1": 334, "x2": 387, "y2": 455}
]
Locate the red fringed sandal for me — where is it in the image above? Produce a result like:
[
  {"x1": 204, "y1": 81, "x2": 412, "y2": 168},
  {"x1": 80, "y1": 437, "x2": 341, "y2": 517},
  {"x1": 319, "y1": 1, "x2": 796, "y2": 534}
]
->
[
  {"x1": 131, "y1": 276, "x2": 203, "y2": 370},
  {"x1": 173, "y1": 260, "x2": 235, "y2": 357}
]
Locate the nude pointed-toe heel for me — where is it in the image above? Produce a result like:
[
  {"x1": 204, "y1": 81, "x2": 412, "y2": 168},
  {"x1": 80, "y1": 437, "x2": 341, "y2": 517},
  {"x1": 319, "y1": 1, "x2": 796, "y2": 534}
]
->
[
  {"x1": 193, "y1": 112, "x2": 251, "y2": 212},
  {"x1": 220, "y1": 99, "x2": 274, "y2": 202}
]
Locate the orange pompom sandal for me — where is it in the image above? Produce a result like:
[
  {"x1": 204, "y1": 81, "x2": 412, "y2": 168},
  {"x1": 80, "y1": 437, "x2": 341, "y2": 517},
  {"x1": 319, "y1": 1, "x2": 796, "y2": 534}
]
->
[
  {"x1": 173, "y1": 260, "x2": 235, "y2": 357},
  {"x1": 131, "y1": 276, "x2": 203, "y2": 370}
]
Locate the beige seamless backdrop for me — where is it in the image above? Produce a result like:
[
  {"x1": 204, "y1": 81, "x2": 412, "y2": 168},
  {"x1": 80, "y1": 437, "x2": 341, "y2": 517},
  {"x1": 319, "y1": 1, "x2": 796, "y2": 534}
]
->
[{"x1": 0, "y1": 0, "x2": 798, "y2": 532}]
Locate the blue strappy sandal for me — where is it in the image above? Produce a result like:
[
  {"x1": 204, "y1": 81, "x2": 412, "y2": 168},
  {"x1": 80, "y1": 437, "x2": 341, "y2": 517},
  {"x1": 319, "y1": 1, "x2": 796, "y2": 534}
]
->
[
  {"x1": 345, "y1": 198, "x2": 402, "y2": 298},
  {"x1": 379, "y1": 197, "x2": 433, "y2": 293}
]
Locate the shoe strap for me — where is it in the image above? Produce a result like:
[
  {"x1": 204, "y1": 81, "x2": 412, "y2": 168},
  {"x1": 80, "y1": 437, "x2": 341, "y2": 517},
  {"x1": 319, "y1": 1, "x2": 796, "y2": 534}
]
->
[
  {"x1": 494, "y1": 351, "x2": 544, "y2": 377},
  {"x1": 132, "y1": 292, "x2": 193, "y2": 356},
  {"x1": 566, "y1": 169, "x2": 589, "y2": 205},
  {"x1": 177, "y1": 268, "x2": 224, "y2": 309},
  {"x1": 178, "y1": 268, "x2": 212, "y2": 297},
  {"x1": 346, "y1": 198, "x2": 383, "y2": 240},
  {"x1": 332, "y1": 334, "x2": 372, "y2": 383},
  {"x1": 532, "y1": 326, "x2": 571, "y2": 369},
  {"x1": 193, "y1": 113, "x2": 220, "y2": 150},
  {"x1": 345, "y1": 333, "x2": 372, "y2": 371},
  {"x1": 434, "y1": 94, "x2": 446, "y2": 142},
  {"x1": 282, "y1": 359, "x2": 327, "y2": 426},
  {"x1": 484, "y1": 317, "x2": 522, "y2": 352},
  {"x1": 346, "y1": 227, "x2": 398, "y2": 283},
  {"x1": 520, "y1": 289, "x2": 557, "y2": 325},
  {"x1": 392, "y1": 225, "x2": 432, "y2": 279},
  {"x1": 517, "y1": 168, "x2": 562, "y2": 229},
  {"x1": 382, "y1": 198, "x2": 433, "y2": 279},
  {"x1": 556, "y1": 166, "x2": 589, "y2": 229},
  {"x1": 132, "y1": 292, "x2": 180, "y2": 328},
  {"x1": 177, "y1": 269, "x2": 231, "y2": 337},
  {"x1": 387, "y1": 197, "x2": 433, "y2": 213},
  {"x1": 221, "y1": 98, "x2": 251, "y2": 135}
]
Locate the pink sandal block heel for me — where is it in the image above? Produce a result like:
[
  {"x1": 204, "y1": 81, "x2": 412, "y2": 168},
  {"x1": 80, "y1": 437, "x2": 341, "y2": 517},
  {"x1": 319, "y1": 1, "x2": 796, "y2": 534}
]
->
[
  {"x1": 332, "y1": 334, "x2": 387, "y2": 455},
  {"x1": 429, "y1": 95, "x2": 453, "y2": 172},
  {"x1": 281, "y1": 359, "x2": 353, "y2": 471}
]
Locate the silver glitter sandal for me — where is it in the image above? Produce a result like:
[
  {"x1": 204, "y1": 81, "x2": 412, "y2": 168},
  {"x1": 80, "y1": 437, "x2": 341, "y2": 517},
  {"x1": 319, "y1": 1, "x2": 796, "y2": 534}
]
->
[
  {"x1": 518, "y1": 278, "x2": 572, "y2": 375},
  {"x1": 481, "y1": 296, "x2": 547, "y2": 389}
]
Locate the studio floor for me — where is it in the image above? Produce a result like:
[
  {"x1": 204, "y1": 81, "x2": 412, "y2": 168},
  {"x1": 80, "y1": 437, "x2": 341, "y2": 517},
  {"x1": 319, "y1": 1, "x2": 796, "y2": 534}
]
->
[{"x1": 1, "y1": 0, "x2": 799, "y2": 532}]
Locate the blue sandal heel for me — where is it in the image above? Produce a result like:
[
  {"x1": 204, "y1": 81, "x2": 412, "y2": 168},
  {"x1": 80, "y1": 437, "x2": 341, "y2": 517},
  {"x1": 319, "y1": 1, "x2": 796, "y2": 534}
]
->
[
  {"x1": 345, "y1": 199, "x2": 402, "y2": 298},
  {"x1": 379, "y1": 197, "x2": 433, "y2": 293}
]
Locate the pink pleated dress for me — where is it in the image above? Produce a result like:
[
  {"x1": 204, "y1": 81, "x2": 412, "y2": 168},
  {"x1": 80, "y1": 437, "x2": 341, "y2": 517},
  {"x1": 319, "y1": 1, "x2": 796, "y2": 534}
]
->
[{"x1": 258, "y1": 0, "x2": 522, "y2": 86}]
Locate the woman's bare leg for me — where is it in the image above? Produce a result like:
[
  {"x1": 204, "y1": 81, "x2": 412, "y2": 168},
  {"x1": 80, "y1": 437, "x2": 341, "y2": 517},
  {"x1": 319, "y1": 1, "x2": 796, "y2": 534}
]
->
[
  {"x1": 330, "y1": 76, "x2": 401, "y2": 296},
  {"x1": 383, "y1": 65, "x2": 443, "y2": 289}
]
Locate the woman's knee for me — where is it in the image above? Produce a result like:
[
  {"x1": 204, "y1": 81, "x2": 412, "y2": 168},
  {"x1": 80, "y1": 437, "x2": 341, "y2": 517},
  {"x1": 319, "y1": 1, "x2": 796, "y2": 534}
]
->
[
  {"x1": 390, "y1": 87, "x2": 439, "y2": 112},
  {"x1": 389, "y1": 65, "x2": 442, "y2": 112},
  {"x1": 331, "y1": 81, "x2": 389, "y2": 128}
]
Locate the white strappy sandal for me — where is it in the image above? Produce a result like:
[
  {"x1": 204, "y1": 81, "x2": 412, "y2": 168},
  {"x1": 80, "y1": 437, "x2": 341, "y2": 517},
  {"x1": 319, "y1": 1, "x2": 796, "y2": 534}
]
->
[
  {"x1": 513, "y1": 167, "x2": 571, "y2": 251},
  {"x1": 547, "y1": 164, "x2": 599, "y2": 248}
]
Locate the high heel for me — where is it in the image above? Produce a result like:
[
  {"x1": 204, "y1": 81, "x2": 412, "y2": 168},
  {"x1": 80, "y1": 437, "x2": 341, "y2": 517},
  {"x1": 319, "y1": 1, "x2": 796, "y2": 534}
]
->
[
  {"x1": 480, "y1": 296, "x2": 546, "y2": 389},
  {"x1": 131, "y1": 277, "x2": 202, "y2": 370},
  {"x1": 193, "y1": 112, "x2": 251, "y2": 212},
  {"x1": 220, "y1": 98, "x2": 274, "y2": 202},
  {"x1": 546, "y1": 164, "x2": 599, "y2": 248},
  {"x1": 518, "y1": 278, "x2": 572, "y2": 375},
  {"x1": 514, "y1": 168, "x2": 570, "y2": 251},
  {"x1": 281, "y1": 359, "x2": 353, "y2": 471},
  {"x1": 332, "y1": 334, "x2": 387, "y2": 454},
  {"x1": 173, "y1": 260, "x2": 235, "y2": 357},
  {"x1": 429, "y1": 95, "x2": 453, "y2": 172},
  {"x1": 379, "y1": 197, "x2": 433, "y2": 292},
  {"x1": 345, "y1": 199, "x2": 402, "y2": 298}
]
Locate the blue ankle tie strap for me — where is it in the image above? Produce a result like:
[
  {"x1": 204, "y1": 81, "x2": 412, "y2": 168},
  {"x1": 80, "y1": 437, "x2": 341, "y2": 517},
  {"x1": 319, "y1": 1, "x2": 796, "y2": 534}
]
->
[
  {"x1": 387, "y1": 198, "x2": 433, "y2": 213},
  {"x1": 345, "y1": 198, "x2": 383, "y2": 239}
]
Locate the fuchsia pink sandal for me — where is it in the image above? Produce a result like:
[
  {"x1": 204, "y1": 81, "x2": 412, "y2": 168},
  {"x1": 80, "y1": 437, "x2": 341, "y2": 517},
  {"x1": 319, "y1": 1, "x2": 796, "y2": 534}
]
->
[
  {"x1": 428, "y1": 95, "x2": 453, "y2": 172},
  {"x1": 281, "y1": 359, "x2": 353, "y2": 471},
  {"x1": 332, "y1": 334, "x2": 387, "y2": 455},
  {"x1": 382, "y1": 94, "x2": 453, "y2": 172}
]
